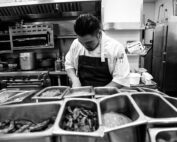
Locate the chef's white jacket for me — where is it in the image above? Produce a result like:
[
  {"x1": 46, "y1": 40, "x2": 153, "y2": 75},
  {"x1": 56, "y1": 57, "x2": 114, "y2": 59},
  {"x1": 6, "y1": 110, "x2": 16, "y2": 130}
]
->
[{"x1": 65, "y1": 32, "x2": 130, "y2": 87}]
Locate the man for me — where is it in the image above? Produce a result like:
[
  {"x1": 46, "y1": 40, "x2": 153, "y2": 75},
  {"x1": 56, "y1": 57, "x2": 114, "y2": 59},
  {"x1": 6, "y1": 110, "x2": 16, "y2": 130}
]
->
[{"x1": 65, "y1": 14, "x2": 130, "y2": 88}]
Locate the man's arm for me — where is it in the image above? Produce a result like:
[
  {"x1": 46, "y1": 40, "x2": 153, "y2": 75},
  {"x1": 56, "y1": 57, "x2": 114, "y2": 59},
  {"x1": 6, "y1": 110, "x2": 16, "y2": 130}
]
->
[
  {"x1": 66, "y1": 68, "x2": 81, "y2": 88},
  {"x1": 105, "y1": 81, "x2": 123, "y2": 88}
]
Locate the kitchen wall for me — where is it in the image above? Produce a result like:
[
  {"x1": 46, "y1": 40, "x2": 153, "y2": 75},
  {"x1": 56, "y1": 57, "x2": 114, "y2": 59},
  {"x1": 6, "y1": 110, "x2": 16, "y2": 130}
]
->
[
  {"x1": 143, "y1": 2, "x2": 156, "y2": 22},
  {"x1": 154, "y1": 0, "x2": 173, "y2": 23}
]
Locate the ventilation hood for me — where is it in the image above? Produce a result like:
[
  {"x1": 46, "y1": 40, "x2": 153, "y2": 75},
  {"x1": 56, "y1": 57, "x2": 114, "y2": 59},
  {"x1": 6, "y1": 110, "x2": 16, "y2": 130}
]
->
[{"x1": 0, "y1": 0, "x2": 101, "y2": 22}]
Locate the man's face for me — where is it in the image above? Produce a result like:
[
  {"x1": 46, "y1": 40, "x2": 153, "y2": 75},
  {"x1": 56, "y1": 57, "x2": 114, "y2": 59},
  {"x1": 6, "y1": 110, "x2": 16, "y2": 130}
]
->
[{"x1": 78, "y1": 31, "x2": 101, "y2": 51}]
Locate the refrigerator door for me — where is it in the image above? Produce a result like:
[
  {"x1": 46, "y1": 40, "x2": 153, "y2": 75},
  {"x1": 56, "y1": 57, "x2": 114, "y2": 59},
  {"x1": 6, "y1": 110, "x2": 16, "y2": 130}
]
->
[
  {"x1": 152, "y1": 24, "x2": 168, "y2": 90},
  {"x1": 164, "y1": 20, "x2": 177, "y2": 92},
  {"x1": 153, "y1": 24, "x2": 167, "y2": 57}
]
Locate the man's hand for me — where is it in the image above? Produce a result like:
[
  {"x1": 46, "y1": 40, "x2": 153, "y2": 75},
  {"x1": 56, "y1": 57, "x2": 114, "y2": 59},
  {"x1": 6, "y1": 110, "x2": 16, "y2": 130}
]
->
[{"x1": 72, "y1": 77, "x2": 82, "y2": 88}]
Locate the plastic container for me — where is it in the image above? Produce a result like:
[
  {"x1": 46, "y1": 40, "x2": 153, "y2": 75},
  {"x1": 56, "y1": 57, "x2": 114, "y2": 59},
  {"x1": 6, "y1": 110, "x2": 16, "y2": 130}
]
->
[{"x1": 129, "y1": 73, "x2": 141, "y2": 85}]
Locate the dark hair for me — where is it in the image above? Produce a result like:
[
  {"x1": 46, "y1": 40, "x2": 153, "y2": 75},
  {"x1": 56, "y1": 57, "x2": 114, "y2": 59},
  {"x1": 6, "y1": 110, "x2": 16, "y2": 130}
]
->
[{"x1": 74, "y1": 14, "x2": 101, "y2": 36}]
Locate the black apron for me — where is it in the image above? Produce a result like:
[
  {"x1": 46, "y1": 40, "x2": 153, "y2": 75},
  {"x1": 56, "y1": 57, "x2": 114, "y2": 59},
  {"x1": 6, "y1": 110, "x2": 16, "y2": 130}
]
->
[{"x1": 78, "y1": 55, "x2": 112, "y2": 87}]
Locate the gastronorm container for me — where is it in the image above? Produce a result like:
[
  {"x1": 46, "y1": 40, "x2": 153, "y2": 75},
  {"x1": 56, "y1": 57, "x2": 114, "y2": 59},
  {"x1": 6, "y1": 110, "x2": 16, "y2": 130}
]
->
[
  {"x1": 63, "y1": 86, "x2": 94, "y2": 98},
  {"x1": 94, "y1": 87, "x2": 120, "y2": 99},
  {"x1": 1, "y1": 90, "x2": 36, "y2": 105},
  {"x1": 148, "y1": 127, "x2": 177, "y2": 142},
  {"x1": 32, "y1": 86, "x2": 69, "y2": 102},
  {"x1": 118, "y1": 87, "x2": 144, "y2": 93},
  {"x1": 53, "y1": 98, "x2": 104, "y2": 142},
  {"x1": 164, "y1": 95, "x2": 177, "y2": 108},
  {"x1": 140, "y1": 87, "x2": 168, "y2": 96},
  {"x1": 98, "y1": 93, "x2": 147, "y2": 142},
  {"x1": 131, "y1": 92, "x2": 177, "y2": 127},
  {"x1": 0, "y1": 89, "x2": 25, "y2": 104},
  {"x1": 0, "y1": 101, "x2": 62, "y2": 142}
]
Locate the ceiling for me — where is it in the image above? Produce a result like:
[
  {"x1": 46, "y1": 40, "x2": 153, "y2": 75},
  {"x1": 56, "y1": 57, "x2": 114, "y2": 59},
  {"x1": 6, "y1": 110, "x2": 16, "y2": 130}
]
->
[{"x1": 144, "y1": 0, "x2": 157, "y2": 3}]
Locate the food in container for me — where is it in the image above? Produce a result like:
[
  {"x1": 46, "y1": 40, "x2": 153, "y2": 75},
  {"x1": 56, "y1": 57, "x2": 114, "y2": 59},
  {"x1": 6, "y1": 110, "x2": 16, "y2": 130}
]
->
[
  {"x1": 63, "y1": 86, "x2": 94, "y2": 98},
  {"x1": 102, "y1": 112, "x2": 132, "y2": 128},
  {"x1": 0, "y1": 90, "x2": 23, "y2": 104},
  {"x1": 0, "y1": 102, "x2": 61, "y2": 142},
  {"x1": 41, "y1": 89, "x2": 61, "y2": 97},
  {"x1": 32, "y1": 86, "x2": 69, "y2": 102},
  {"x1": 0, "y1": 116, "x2": 56, "y2": 134},
  {"x1": 61, "y1": 106, "x2": 98, "y2": 132},
  {"x1": 129, "y1": 73, "x2": 141, "y2": 85}
]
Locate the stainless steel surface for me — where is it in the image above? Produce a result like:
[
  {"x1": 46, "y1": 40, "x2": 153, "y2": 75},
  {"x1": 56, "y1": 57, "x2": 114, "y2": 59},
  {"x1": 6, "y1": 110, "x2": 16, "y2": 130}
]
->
[
  {"x1": 140, "y1": 87, "x2": 168, "y2": 96},
  {"x1": 99, "y1": 93, "x2": 147, "y2": 142},
  {"x1": 148, "y1": 127, "x2": 177, "y2": 142},
  {"x1": 32, "y1": 86, "x2": 69, "y2": 102},
  {"x1": 63, "y1": 86, "x2": 94, "y2": 98},
  {"x1": 152, "y1": 17, "x2": 177, "y2": 92},
  {"x1": 0, "y1": 102, "x2": 62, "y2": 142},
  {"x1": 131, "y1": 92, "x2": 177, "y2": 125},
  {"x1": 94, "y1": 87, "x2": 120, "y2": 99},
  {"x1": 53, "y1": 98, "x2": 104, "y2": 142},
  {"x1": 164, "y1": 96, "x2": 177, "y2": 108},
  {"x1": 20, "y1": 52, "x2": 35, "y2": 70},
  {"x1": 119, "y1": 87, "x2": 144, "y2": 93}
]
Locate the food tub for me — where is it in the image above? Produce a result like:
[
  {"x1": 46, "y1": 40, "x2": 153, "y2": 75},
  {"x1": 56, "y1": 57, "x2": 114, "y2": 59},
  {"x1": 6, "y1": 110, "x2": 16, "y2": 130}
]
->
[
  {"x1": 63, "y1": 86, "x2": 94, "y2": 98},
  {"x1": 0, "y1": 101, "x2": 62, "y2": 142},
  {"x1": 148, "y1": 127, "x2": 177, "y2": 142},
  {"x1": 32, "y1": 86, "x2": 69, "y2": 102},
  {"x1": 53, "y1": 98, "x2": 104, "y2": 142},
  {"x1": 118, "y1": 87, "x2": 144, "y2": 93},
  {"x1": 131, "y1": 92, "x2": 177, "y2": 126},
  {"x1": 98, "y1": 93, "x2": 147, "y2": 142},
  {"x1": 0, "y1": 90, "x2": 26, "y2": 104},
  {"x1": 1, "y1": 90, "x2": 36, "y2": 105},
  {"x1": 94, "y1": 87, "x2": 120, "y2": 99}
]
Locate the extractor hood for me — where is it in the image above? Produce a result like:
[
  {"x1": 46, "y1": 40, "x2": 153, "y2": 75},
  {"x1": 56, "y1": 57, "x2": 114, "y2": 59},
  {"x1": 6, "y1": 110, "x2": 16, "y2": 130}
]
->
[{"x1": 0, "y1": 0, "x2": 101, "y2": 22}]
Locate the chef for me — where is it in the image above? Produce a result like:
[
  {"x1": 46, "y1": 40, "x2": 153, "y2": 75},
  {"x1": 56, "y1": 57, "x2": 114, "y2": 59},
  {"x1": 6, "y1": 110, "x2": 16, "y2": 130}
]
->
[{"x1": 65, "y1": 14, "x2": 130, "y2": 88}]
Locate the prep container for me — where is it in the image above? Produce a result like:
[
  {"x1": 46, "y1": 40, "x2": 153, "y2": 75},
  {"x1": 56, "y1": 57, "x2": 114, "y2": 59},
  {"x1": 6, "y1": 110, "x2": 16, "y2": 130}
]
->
[
  {"x1": 119, "y1": 87, "x2": 144, "y2": 93},
  {"x1": 32, "y1": 86, "x2": 69, "y2": 102},
  {"x1": 53, "y1": 98, "x2": 104, "y2": 142},
  {"x1": 99, "y1": 93, "x2": 147, "y2": 142},
  {"x1": 63, "y1": 86, "x2": 94, "y2": 98},
  {"x1": 148, "y1": 127, "x2": 177, "y2": 142},
  {"x1": 1, "y1": 90, "x2": 36, "y2": 105},
  {"x1": 131, "y1": 92, "x2": 177, "y2": 126},
  {"x1": 0, "y1": 101, "x2": 62, "y2": 142},
  {"x1": 0, "y1": 90, "x2": 25, "y2": 104},
  {"x1": 94, "y1": 87, "x2": 120, "y2": 99}
]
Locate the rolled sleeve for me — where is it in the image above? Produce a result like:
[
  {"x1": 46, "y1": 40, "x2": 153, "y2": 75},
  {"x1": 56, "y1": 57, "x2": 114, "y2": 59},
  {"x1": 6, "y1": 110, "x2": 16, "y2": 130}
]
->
[{"x1": 112, "y1": 46, "x2": 130, "y2": 87}]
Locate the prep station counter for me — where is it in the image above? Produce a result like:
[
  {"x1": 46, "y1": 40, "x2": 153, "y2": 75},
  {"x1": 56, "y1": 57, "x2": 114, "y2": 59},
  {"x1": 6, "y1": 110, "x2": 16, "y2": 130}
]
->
[{"x1": 0, "y1": 85, "x2": 177, "y2": 142}]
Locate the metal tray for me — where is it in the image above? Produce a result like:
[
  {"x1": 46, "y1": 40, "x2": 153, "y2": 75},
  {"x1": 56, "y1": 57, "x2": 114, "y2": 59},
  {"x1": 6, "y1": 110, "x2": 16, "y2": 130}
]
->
[
  {"x1": 98, "y1": 93, "x2": 147, "y2": 142},
  {"x1": 164, "y1": 96, "x2": 177, "y2": 108},
  {"x1": 0, "y1": 101, "x2": 62, "y2": 142},
  {"x1": 118, "y1": 87, "x2": 144, "y2": 93},
  {"x1": 94, "y1": 87, "x2": 120, "y2": 99},
  {"x1": 131, "y1": 92, "x2": 177, "y2": 126},
  {"x1": 32, "y1": 86, "x2": 69, "y2": 102},
  {"x1": 53, "y1": 98, "x2": 104, "y2": 142},
  {"x1": 140, "y1": 87, "x2": 168, "y2": 96},
  {"x1": 0, "y1": 90, "x2": 25, "y2": 104},
  {"x1": 1, "y1": 90, "x2": 36, "y2": 105},
  {"x1": 63, "y1": 86, "x2": 94, "y2": 98},
  {"x1": 148, "y1": 127, "x2": 177, "y2": 142}
]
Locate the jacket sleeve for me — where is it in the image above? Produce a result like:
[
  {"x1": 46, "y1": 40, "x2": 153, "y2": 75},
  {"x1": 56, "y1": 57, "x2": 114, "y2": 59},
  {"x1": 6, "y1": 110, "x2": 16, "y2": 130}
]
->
[{"x1": 65, "y1": 40, "x2": 77, "y2": 70}]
